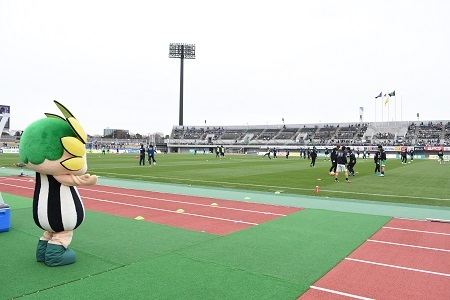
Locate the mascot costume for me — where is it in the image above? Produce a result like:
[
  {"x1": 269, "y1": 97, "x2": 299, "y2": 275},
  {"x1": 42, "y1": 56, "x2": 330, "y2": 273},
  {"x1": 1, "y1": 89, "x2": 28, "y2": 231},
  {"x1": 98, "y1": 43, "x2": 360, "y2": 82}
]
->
[{"x1": 19, "y1": 100, "x2": 97, "y2": 267}]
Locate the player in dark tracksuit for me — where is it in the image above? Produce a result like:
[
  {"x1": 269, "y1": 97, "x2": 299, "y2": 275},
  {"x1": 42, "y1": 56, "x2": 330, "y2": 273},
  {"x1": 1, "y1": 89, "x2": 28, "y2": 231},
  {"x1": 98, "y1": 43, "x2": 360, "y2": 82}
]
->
[
  {"x1": 310, "y1": 147, "x2": 317, "y2": 167},
  {"x1": 374, "y1": 150, "x2": 381, "y2": 174},
  {"x1": 401, "y1": 148, "x2": 407, "y2": 164},
  {"x1": 335, "y1": 146, "x2": 350, "y2": 183},
  {"x1": 329, "y1": 145, "x2": 340, "y2": 175},
  {"x1": 139, "y1": 145, "x2": 146, "y2": 165},
  {"x1": 347, "y1": 148, "x2": 356, "y2": 176}
]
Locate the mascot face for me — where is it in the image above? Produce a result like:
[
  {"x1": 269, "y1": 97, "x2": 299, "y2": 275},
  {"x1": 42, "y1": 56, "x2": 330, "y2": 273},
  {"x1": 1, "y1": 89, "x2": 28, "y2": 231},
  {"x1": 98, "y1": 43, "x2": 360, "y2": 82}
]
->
[{"x1": 19, "y1": 101, "x2": 88, "y2": 176}]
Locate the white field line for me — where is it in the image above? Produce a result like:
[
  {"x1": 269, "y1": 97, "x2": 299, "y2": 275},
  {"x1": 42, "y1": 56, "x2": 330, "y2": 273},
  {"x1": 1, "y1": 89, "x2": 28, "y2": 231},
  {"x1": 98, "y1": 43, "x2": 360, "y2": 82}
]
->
[
  {"x1": 309, "y1": 286, "x2": 374, "y2": 300},
  {"x1": 345, "y1": 257, "x2": 450, "y2": 277},
  {"x1": 2, "y1": 174, "x2": 449, "y2": 202},
  {"x1": 368, "y1": 239, "x2": 450, "y2": 252},
  {"x1": 78, "y1": 187, "x2": 286, "y2": 216},
  {"x1": 84, "y1": 196, "x2": 259, "y2": 225},
  {"x1": 86, "y1": 171, "x2": 450, "y2": 201},
  {"x1": 383, "y1": 226, "x2": 450, "y2": 236}
]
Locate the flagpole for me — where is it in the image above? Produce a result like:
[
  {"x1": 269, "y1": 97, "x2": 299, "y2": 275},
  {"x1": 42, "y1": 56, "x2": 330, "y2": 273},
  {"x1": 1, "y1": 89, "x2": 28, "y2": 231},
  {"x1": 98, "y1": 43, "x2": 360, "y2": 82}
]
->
[
  {"x1": 395, "y1": 95, "x2": 397, "y2": 124},
  {"x1": 388, "y1": 96, "x2": 390, "y2": 124},
  {"x1": 375, "y1": 97, "x2": 377, "y2": 123}
]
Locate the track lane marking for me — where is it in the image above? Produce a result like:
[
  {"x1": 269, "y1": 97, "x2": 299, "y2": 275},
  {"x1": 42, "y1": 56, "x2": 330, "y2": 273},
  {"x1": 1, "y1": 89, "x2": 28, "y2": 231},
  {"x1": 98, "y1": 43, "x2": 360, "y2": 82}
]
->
[
  {"x1": 310, "y1": 286, "x2": 374, "y2": 300},
  {"x1": 84, "y1": 196, "x2": 259, "y2": 225},
  {"x1": 345, "y1": 258, "x2": 450, "y2": 277},
  {"x1": 368, "y1": 239, "x2": 450, "y2": 252},
  {"x1": 0, "y1": 178, "x2": 288, "y2": 216},
  {"x1": 383, "y1": 226, "x2": 450, "y2": 236},
  {"x1": 0, "y1": 182, "x2": 34, "y2": 190},
  {"x1": 79, "y1": 187, "x2": 287, "y2": 216}
]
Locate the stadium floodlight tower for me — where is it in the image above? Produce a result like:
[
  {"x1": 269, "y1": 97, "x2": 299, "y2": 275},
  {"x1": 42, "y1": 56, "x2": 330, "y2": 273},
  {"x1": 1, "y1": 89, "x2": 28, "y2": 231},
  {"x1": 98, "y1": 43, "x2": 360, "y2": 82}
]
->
[{"x1": 169, "y1": 43, "x2": 195, "y2": 126}]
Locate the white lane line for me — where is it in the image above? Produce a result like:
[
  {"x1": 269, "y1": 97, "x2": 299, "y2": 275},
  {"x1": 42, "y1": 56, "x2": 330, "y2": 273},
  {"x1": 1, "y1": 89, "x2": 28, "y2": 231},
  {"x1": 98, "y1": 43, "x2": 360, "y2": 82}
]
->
[
  {"x1": 0, "y1": 182, "x2": 34, "y2": 190},
  {"x1": 79, "y1": 187, "x2": 286, "y2": 216},
  {"x1": 368, "y1": 239, "x2": 450, "y2": 252},
  {"x1": 0, "y1": 179, "x2": 285, "y2": 216},
  {"x1": 395, "y1": 217, "x2": 427, "y2": 222},
  {"x1": 310, "y1": 286, "x2": 374, "y2": 300},
  {"x1": 84, "y1": 196, "x2": 259, "y2": 225},
  {"x1": 345, "y1": 258, "x2": 450, "y2": 277},
  {"x1": 383, "y1": 226, "x2": 450, "y2": 236}
]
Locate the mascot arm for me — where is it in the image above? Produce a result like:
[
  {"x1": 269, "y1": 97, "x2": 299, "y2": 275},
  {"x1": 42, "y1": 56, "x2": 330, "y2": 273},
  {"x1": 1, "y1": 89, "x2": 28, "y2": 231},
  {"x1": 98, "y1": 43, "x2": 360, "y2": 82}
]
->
[{"x1": 54, "y1": 174, "x2": 98, "y2": 186}]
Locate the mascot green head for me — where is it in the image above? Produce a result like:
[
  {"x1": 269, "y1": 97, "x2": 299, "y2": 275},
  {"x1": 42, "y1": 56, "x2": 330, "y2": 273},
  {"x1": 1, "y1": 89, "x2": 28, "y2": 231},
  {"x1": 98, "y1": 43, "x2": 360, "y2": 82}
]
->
[{"x1": 19, "y1": 101, "x2": 88, "y2": 175}]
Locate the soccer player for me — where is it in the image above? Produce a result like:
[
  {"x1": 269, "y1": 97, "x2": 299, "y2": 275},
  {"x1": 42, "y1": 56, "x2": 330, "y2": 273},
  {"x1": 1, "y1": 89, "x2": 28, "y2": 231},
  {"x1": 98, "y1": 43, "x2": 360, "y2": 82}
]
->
[
  {"x1": 215, "y1": 146, "x2": 220, "y2": 158},
  {"x1": 347, "y1": 148, "x2": 356, "y2": 176},
  {"x1": 335, "y1": 146, "x2": 351, "y2": 183},
  {"x1": 262, "y1": 147, "x2": 272, "y2": 159},
  {"x1": 329, "y1": 144, "x2": 340, "y2": 175},
  {"x1": 147, "y1": 145, "x2": 157, "y2": 165},
  {"x1": 401, "y1": 147, "x2": 407, "y2": 164},
  {"x1": 378, "y1": 145, "x2": 387, "y2": 176},
  {"x1": 409, "y1": 149, "x2": 414, "y2": 162},
  {"x1": 438, "y1": 148, "x2": 445, "y2": 164},
  {"x1": 139, "y1": 144, "x2": 146, "y2": 166},
  {"x1": 374, "y1": 150, "x2": 381, "y2": 174},
  {"x1": 310, "y1": 147, "x2": 317, "y2": 167}
]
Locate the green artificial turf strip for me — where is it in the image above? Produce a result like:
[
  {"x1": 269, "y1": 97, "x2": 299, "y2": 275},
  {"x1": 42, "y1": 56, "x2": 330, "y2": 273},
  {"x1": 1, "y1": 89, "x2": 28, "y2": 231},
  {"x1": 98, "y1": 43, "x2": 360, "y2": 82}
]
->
[
  {"x1": 74, "y1": 210, "x2": 218, "y2": 265},
  {"x1": 2, "y1": 153, "x2": 450, "y2": 207},
  {"x1": 20, "y1": 253, "x2": 302, "y2": 300},
  {"x1": 0, "y1": 210, "x2": 122, "y2": 300},
  {"x1": 1, "y1": 193, "x2": 33, "y2": 210},
  {"x1": 1, "y1": 205, "x2": 217, "y2": 299},
  {"x1": 176, "y1": 209, "x2": 391, "y2": 294}
]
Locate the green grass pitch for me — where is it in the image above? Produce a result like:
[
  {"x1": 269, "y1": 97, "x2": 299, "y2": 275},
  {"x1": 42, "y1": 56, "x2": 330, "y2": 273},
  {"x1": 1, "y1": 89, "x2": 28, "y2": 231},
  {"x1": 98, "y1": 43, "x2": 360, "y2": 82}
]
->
[{"x1": 3, "y1": 152, "x2": 449, "y2": 207}]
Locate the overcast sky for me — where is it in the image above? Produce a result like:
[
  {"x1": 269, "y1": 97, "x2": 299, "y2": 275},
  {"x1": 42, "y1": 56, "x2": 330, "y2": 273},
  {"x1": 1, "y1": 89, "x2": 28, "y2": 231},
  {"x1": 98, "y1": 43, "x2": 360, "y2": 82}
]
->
[{"x1": 1, "y1": 0, "x2": 449, "y2": 136}]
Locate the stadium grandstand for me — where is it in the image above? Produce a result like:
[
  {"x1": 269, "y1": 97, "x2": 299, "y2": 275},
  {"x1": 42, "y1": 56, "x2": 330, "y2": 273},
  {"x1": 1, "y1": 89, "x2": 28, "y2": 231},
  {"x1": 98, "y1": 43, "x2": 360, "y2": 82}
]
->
[
  {"x1": 2, "y1": 117, "x2": 449, "y2": 158},
  {"x1": 165, "y1": 120, "x2": 450, "y2": 155}
]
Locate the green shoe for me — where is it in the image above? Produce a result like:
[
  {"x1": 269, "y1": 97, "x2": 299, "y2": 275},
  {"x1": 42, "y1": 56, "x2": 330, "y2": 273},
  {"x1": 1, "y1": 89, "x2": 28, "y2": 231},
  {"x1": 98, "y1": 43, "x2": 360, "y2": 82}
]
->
[
  {"x1": 44, "y1": 243, "x2": 76, "y2": 267},
  {"x1": 36, "y1": 240, "x2": 48, "y2": 263}
]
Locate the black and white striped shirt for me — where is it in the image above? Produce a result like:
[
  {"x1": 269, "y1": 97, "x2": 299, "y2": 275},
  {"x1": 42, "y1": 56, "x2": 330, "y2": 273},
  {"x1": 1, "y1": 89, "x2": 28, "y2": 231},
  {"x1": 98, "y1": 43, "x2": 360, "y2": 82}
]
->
[{"x1": 33, "y1": 173, "x2": 85, "y2": 232}]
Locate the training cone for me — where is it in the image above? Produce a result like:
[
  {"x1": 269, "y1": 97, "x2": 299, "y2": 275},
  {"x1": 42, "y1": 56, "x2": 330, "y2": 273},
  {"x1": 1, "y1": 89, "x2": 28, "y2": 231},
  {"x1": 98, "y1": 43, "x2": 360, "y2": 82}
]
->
[
  {"x1": 211, "y1": 203, "x2": 218, "y2": 206},
  {"x1": 275, "y1": 191, "x2": 281, "y2": 194},
  {"x1": 244, "y1": 197, "x2": 251, "y2": 200},
  {"x1": 135, "y1": 216, "x2": 145, "y2": 220},
  {"x1": 176, "y1": 209, "x2": 185, "y2": 213}
]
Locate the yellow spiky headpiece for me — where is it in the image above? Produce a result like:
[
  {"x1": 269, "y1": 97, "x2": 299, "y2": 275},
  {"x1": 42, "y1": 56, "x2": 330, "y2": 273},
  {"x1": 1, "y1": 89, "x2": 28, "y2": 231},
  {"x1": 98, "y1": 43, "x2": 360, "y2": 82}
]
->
[{"x1": 45, "y1": 100, "x2": 87, "y2": 171}]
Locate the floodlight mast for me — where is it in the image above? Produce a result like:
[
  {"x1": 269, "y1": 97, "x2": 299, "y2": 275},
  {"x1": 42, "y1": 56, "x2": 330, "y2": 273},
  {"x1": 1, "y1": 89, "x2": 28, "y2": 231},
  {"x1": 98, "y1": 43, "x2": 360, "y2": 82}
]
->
[{"x1": 169, "y1": 43, "x2": 195, "y2": 126}]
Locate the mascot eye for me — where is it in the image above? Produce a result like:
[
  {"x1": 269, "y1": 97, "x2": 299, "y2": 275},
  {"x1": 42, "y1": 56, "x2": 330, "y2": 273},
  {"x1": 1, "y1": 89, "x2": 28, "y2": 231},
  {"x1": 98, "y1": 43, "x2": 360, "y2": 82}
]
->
[
  {"x1": 60, "y1": 157, "x2": 85, "y2": 171},
  {"x1": 61, "y1": 137, "x2": 86, "y2": 157}
]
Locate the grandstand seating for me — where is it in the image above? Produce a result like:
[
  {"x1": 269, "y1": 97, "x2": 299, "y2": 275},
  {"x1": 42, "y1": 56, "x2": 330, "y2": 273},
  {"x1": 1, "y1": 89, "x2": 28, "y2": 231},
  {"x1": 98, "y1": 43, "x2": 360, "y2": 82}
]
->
[{"x1": 166, "y1": 120, "x2": 450, "y2": 150}]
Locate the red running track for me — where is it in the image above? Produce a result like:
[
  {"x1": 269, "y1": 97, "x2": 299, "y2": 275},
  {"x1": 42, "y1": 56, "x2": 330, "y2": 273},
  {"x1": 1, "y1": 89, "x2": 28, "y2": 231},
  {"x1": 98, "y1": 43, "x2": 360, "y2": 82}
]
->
[
  {"x1": 0, "y1": 176, "x2": 301, "y2": 235},
  {"x1": 299, "y1": 218, "x2": 450, "y2": 300}
]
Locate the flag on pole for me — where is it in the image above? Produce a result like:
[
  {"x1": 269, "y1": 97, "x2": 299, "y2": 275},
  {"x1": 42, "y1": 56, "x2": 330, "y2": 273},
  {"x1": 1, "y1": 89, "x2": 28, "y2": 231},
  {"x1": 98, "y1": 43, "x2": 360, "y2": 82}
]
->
[
  {"x1": 375, "y1": 92, "x2": 382, "y2": 99},
  {"x1": 388, "y1": 90, "x2": 395, "y2": 97},
  {"x1": 384, "y1": 96, "x2": 389, "y2": 106}
]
